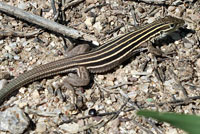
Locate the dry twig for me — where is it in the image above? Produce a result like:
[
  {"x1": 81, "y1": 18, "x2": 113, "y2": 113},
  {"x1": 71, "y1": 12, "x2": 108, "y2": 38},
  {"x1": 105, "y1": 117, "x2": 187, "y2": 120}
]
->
[
  {"x1": 84, "y1": 3, "x2": 108, "y2": 13},
  {"x1": 145, "y1": 96, "x2": 200, "y2": 108},
  {"x1": 63, "y1": 0, "x2": 85, "y2": 10},
  {"x1": 0, "y1": 29, "x2": 41, "y2": 39},
  {"x1": 168, "y1": 68, "x2": 188, "y2": 98},
  {"x1": 0, "y1": 2, "x2": 92, "y2": 41}
]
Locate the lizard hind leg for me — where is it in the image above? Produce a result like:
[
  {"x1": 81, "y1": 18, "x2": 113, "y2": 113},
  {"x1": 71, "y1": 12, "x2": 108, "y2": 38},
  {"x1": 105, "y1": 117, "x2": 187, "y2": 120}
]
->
[
  {"x1": 64, "y1": 44, "x2": 90, "y2": 58},
  {"x1": 60, "y1": 66, "x2": 90, "y2": 108}
]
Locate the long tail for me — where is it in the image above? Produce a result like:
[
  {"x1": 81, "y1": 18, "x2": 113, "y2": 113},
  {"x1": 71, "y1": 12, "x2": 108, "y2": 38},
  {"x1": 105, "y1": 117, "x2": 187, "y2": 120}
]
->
[{"x1": 0, "y1": 58, "x2": 75, "y2": 105}]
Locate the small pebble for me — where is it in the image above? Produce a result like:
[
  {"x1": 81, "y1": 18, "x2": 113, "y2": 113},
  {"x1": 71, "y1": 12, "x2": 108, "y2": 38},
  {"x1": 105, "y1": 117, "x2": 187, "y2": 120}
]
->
[
  {"x1": 183, "y1": 37, "x2": 195, "y2": 48},
  {"x1": 85, "y1": 17, "x2": 94, "y2": 27},
  {"x1": 175, "y1": 7, "x2": 184, "y2": 17},
  {"x1": 93, "y1": 22, "x2": 103, "y2": 33},
  {"x1": 9, "y1": 42, "x2": 17, "y2": 49},
  {"x1": 146, "y1": 98, "x2": 154, "y2": 102},
  {"x1": 22, "y1": 41, "x2": 28, "y2": 47},
  {"x1": 97, "y1": 75, "x2": 105, "y2": 80},
  {"x1": 52, "y1": 81, "x2": 60, "y2": 89},
  {"x1": 138, "y1": 83, "x2": 149, "y2": 93},
  {"x1": 86, "y1": 101, "x2": 94, "y2": 108},
  {"x1": 196, "y1": 58, "x2": 200, "y2": 69},
  {"x1": 14, "y1": 55, "x2": 20, "y2": 60},
  {"x1": 59, "y1": 123, "x2": 80, "y2": 133},
  {"x1": 0, "y1": 79, "x2": 7, "y2": 90},
  {"x1": 0, "y1": 72, "x2": 11, "y2": 79},
  {"x1": 105, "y1": 99, "x2": 112, "y2": 105},
  {"x1": 86, "y1": 0, "x2": 97, "y2": 4},
  {"x1": 106, "y1": 80, "x2": 114, "y2": 86},
  {"x1": 147, "y1": 17, "x2": 155, "y2": 23},
  {"x1": 0, "y1": 40, "x2": 4, "y2": 45},
  {"x1": 18, "y1": 101, "x2": 28, "y2": 108},
  {"x1": 4, "y1": 45, "x2": 12, "y2": 52},
  {"x1": 168, "y1": 6, "x2": 176, "y2": 12},
  {"x1": 106, "y1": 74, "x2": 115, "y2": 81},
  {"x1": 36, "y1": 123, "x2": 47, "y2": 133},
  {"x1": 32, "y1": 90, "x2": 40, "y2": 100},
  {"x1": 92, "y1": 40, "x2": 99, "y2": 46},
  {"x1": 137, "y1": 7, "x2": 145, "y2": 13},
  {"x1": 18, "y1": 2, "x2": 27, "y2": 10}
]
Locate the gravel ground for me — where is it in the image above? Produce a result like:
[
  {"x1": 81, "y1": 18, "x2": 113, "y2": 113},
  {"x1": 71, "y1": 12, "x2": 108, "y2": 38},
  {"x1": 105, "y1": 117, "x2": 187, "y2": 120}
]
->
[{"x1": 0, "y1": 0, "x2": 200, "y2": 133}]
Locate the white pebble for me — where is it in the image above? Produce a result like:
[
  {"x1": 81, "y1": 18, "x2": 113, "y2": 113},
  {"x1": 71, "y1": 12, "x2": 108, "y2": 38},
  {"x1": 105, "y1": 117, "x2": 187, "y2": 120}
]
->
[
  {"x1": 14, "y1": 55, "x2": 20, "y2": 60},
  {"x1": 36, "y1": 123, "x2": 47, "y2": 133},
  {"x1": 93, "y1": 22, "x2": 103, "y2": 33}
]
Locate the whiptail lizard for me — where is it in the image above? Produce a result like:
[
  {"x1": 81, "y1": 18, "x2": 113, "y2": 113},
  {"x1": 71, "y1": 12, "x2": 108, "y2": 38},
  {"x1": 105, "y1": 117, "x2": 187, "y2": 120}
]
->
[{"x1": 0, "y1": 16, "x2": 184, "y2": 105}]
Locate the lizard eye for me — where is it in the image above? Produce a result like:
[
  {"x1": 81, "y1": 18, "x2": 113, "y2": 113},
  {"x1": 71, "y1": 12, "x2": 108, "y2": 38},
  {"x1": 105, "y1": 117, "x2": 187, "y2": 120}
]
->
[{"x1": 170, "y1": 24, "x2": 175, "y2": 28}]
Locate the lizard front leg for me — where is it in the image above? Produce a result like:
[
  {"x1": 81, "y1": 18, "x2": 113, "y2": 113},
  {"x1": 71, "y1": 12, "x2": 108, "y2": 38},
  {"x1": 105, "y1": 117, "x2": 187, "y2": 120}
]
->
[{"x1": 62, "y1": 66, "x2": 90, "y2": 89}]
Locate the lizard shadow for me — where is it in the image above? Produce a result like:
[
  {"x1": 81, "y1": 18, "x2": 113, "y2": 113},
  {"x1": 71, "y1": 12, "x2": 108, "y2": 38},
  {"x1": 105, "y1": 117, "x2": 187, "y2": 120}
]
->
[{"x1": 153, "y1": 27, "x2": 195, "y2": 48}]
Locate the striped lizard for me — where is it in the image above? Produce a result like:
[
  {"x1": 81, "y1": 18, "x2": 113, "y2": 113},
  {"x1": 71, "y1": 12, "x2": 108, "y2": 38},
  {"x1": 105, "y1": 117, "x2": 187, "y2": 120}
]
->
[{"x1": 0, "y1": 16, "x2": 184, "y2": 105}]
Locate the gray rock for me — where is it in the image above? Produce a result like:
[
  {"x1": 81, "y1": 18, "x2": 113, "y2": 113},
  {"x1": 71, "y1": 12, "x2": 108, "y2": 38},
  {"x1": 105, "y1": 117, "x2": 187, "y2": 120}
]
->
[
  {"x1": 14, "y1": 55, "x2": 20, "y2": 60},
  {"x1": 9, "y1": 42, "x2": 17, "y2": 49},
  {"x1": 0, "y1": 79, "x2": 7, "y2": 90},
  {"x1": 0, "y1": 106, "x2": 30, "y2": 134},
  {"x1": 17, "y1": 2, "x2": 27, "y2": 10},
  {"x1": 59, "y1": 123, "x2": 80, "y2": 133}
]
